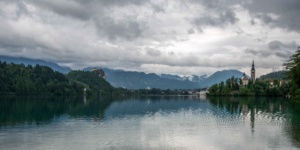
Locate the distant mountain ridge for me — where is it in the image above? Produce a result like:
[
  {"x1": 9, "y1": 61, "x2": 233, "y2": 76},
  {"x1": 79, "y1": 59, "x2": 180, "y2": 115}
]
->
[
  {"x1": 0, "y1": 56, "x2": 72, "y2": 74},
  {"x1": 84, "y1": 67, "x2": 200, "y2": 89},
  {"x1": 159, "y1": 74, "x2": 207, "y2": 83},
  {"x1": 84, "y1": 67, "x2": 244, "y2": 89},
  {"x1": 2, "y1": 56, "x2": 245, "y2": 89},
  {"x1": 201, "y1": 70, "x2": 244, "y2": 87}
]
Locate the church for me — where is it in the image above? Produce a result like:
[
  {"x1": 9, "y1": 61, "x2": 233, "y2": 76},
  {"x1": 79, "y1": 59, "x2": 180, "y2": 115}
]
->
[{"x1": 241, "y1": 60, "x2": 255, "y2": 86}]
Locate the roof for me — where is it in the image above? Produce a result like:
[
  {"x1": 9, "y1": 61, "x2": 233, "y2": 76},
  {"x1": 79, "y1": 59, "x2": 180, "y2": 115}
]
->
[{"x1": 242, "y1": 76, "x2": 248, "y2": 80}]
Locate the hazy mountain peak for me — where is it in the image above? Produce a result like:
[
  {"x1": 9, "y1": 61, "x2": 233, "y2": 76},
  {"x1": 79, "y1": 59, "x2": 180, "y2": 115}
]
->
[{"x1": 0, "y1": 56, "x2": 72, "y2": 74}]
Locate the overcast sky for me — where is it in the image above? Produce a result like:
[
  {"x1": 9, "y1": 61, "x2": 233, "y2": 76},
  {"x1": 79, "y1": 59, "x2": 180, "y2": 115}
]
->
[{"x1": 0, "y1": 0, "x2": 299, "y2": 77}]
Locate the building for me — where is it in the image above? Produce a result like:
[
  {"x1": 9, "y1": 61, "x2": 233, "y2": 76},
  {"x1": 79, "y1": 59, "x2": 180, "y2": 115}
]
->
[
  {"x1": 241, "y1": 61, "x2": 255, "y2": 86},
  {"x1": 242, "y1": 72, "x2": 249, "y2": 86},
  {"x1": 92, "y1": 68, "x2": 106, "y2": 79},
  {"x1": 251, "y1": 60, "x2": 255, "y2": 81}
]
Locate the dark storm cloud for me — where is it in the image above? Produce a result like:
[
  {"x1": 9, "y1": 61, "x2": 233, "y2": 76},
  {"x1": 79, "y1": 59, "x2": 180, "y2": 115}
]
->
[
  {"x1": 242, "y1": 0, "x2": 300, "y2": 31},
  {"x1": 94, "y1": 17, "x2": 145, "y2": 41}
]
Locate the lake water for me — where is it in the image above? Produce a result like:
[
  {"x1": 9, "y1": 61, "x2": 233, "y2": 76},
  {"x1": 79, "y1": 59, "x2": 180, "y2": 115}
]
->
[{"x1": 1, "y1": 95, "x2": 300, "y2": 150}]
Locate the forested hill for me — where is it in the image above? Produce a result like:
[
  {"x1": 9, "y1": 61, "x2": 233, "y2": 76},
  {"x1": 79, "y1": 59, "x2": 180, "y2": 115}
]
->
[
  {"x1": 0, "y1": 61, "x2": 113, "y2": 95},
  {"x1": 67, "y1": 70, "x2": 113, "y2": 92},
  {"x1": 0, "y1": 55, "x2": 72, "y2": 74},
  {"x1": 259, "y1": 71, "x2": 287, "y2": 80}
]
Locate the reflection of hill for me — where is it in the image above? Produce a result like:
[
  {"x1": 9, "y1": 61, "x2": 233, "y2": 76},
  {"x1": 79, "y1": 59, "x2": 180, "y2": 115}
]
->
[
  {"x1": 0, "y1": 95, "x2": 114, "y2": 126},
  {"x1": 207, "y1": 96, "x2": 300, "y2": 148},
  {"x1": 208, "y1": 97, "x2": 290, "y2": 115},
  {"x1": 208, "y1": 97, "x2": 291, "y2": 134},
  {"x1": 104, "y1": 96, "x2": 211, "y2": 117}
]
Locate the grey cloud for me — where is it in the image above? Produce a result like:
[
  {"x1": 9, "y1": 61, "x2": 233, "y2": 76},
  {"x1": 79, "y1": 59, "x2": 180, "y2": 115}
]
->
[
  {"x1": 187, "y1": 29, "x2": 195, "y2": 34},
  {"x1": 27, "y1": 0, "x2": 91, "y2": 20},
  {"x1": 0, "y1": 0, "x2": 299, "y2": 76},
  {"x1": 250, "y1": 19, "x2": 256, "y2": 25},
  {"x1": 152, "y1": 4, "x2": 165, "y2": 13},
  {"x1": 245, "y1": 48, "x2": 272, "y2": 57},
  {"x1": 275, "y1": 52, "x2": 290, "y2": 58},
  {"x1": 268, "y1": 40, "x2": 297, "y2": 51},
  {"x1": 0, "y1": 1, "x2": 30, "y2": 19},
  {"x1": 192, "y1": 9, "x2": 238, "y2": 29},
  {"x1": 190, "y1": 0, "x2": 300, "y2": 32},
  {"x1": 0, "y1": 20, "x2": 39, "y2": 50},
  {"x1": 146, "y1": 48, "x2": 161, "y2": 57},
  {"x1": 189, "y1": 0, "x2": 239, "y2": 28},
  {"x1": 189, "y1": 0, "x2": 235, "y2": 9},
  {"x1": 245, "y1": 41, "x2": 297, "y2": 59},
  {"x1": 268, "y1": 40, "x2": 297, "y2": 58},
  {"x1": 242, "y1": 0, "x2": 300, "y2": 31},
  {"x1": 256, "y1": 14, "x2": 273, "y2": 24},
  {"x1": 26, "y1": 0, "x2": 148, "y2": 20},
  {"x1": 94, "y1": 17, "x2": 145, "y2": 41},
  {"x1": 191, "y1": 0, "x2": 239, "y2": 30},
  {"x1": 168, "y1": 51, "x2": 175, "y2": 56},
  {"x1": 86, "y1": 0, "x2": 147, "y2": 7}
]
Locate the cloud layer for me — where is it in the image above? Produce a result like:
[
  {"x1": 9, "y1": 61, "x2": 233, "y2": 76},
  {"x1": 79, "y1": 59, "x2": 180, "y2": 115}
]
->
[{"x1": 0, "y1": 0, "x2": 299, "y2": 76}]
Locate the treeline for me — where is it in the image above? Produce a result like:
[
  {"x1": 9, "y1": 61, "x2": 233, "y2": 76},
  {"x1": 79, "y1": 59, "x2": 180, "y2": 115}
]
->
[
  {"x1": 259, "y1": 70, "x2": 287, "y2": 80},
  {"x1": 208, "y1": 77, "x2": 289, "y2": 96},
  {"x1": 0, "y1": 61, "x2": 113, "y2": 95},
  {"x1": 284, "y1": 47, "x2": 300, "y2": 102}
]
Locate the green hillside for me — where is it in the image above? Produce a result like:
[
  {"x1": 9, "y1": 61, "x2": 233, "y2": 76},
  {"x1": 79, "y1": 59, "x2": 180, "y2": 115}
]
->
[
  {"x1": 67, "y1": 70, "x2": 113, "y2": 93},
  {"x1": 259, "y1": 71, "x2": 287, "y2": 80},
  {"x1": 0, "y1": 61, "x2": 113, "y2": 95}
]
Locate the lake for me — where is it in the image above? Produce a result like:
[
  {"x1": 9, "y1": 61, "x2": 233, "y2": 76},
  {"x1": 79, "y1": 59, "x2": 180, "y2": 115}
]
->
[{"x1": 1, "y1": 95, "x2": 300, "y2": 150}]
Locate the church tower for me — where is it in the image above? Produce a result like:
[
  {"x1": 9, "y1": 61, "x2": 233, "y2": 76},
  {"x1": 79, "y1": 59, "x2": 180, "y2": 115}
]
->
[{"x1": 251, "y1": 60, "x2": 255, "y2": 81}]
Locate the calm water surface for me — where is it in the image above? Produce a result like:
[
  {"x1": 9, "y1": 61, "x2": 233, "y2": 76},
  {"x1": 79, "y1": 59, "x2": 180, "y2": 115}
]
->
[{"x1": 1, "y1": 95, "x2": 300, "y2": 150}]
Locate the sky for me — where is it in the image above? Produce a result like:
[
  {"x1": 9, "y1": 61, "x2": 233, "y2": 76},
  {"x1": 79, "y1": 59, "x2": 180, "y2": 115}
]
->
[{"x1": 0, "y1": 0, "x2": 299, "y2": 77}]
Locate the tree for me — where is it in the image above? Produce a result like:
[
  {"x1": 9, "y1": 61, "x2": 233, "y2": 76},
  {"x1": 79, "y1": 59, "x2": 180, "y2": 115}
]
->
[
  {"x1": 208, "y1": 84, "x2": 219, "y2": 95},
  {"x1": 284, "y1": 46, "x2": 300, "y2": 101}
]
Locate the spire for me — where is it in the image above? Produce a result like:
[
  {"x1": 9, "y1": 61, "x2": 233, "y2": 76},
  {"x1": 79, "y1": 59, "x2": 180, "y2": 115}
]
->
[
  {"x1": 251, "y1": 60, "x2": 255, "y2": 70},
  {"x1": 251, "y1": 60, "x2": 256, "y2": 81}
]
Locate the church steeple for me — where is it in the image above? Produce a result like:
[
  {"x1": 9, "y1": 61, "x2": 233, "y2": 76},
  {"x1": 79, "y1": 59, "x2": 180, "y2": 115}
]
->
[{"x1": 251, "y1": 60, "x2": 255, "y2": 81}]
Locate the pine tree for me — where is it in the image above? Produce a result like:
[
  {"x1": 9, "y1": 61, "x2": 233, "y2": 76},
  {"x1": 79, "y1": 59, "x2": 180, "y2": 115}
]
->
[{"x1": 284, "y1": 46, "x2": 300, "y2": 101}]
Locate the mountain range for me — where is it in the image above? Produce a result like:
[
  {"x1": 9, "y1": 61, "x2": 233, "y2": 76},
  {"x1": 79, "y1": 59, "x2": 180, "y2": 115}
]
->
[
  {"x1": 84, "y1": 67, "x2": 244, "y2": 89},
  {"x1": 0, "y1": 56, "x2": 72, "y2": 74},
  {"x1": 1, "y1": 56, "x2": 245, "y2": 89}
]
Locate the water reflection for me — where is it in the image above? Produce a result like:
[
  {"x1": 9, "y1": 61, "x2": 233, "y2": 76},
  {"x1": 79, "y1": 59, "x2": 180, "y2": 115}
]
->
[
  {"x1": 1, "y1": 96, "x2": 300, "y2": 149},
  {"x1": 0, "y1": 95, "x2": 113, "y2": 126},
  {"x1": 208, "y1": 97, "x2": 290, "y2": 134}
]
